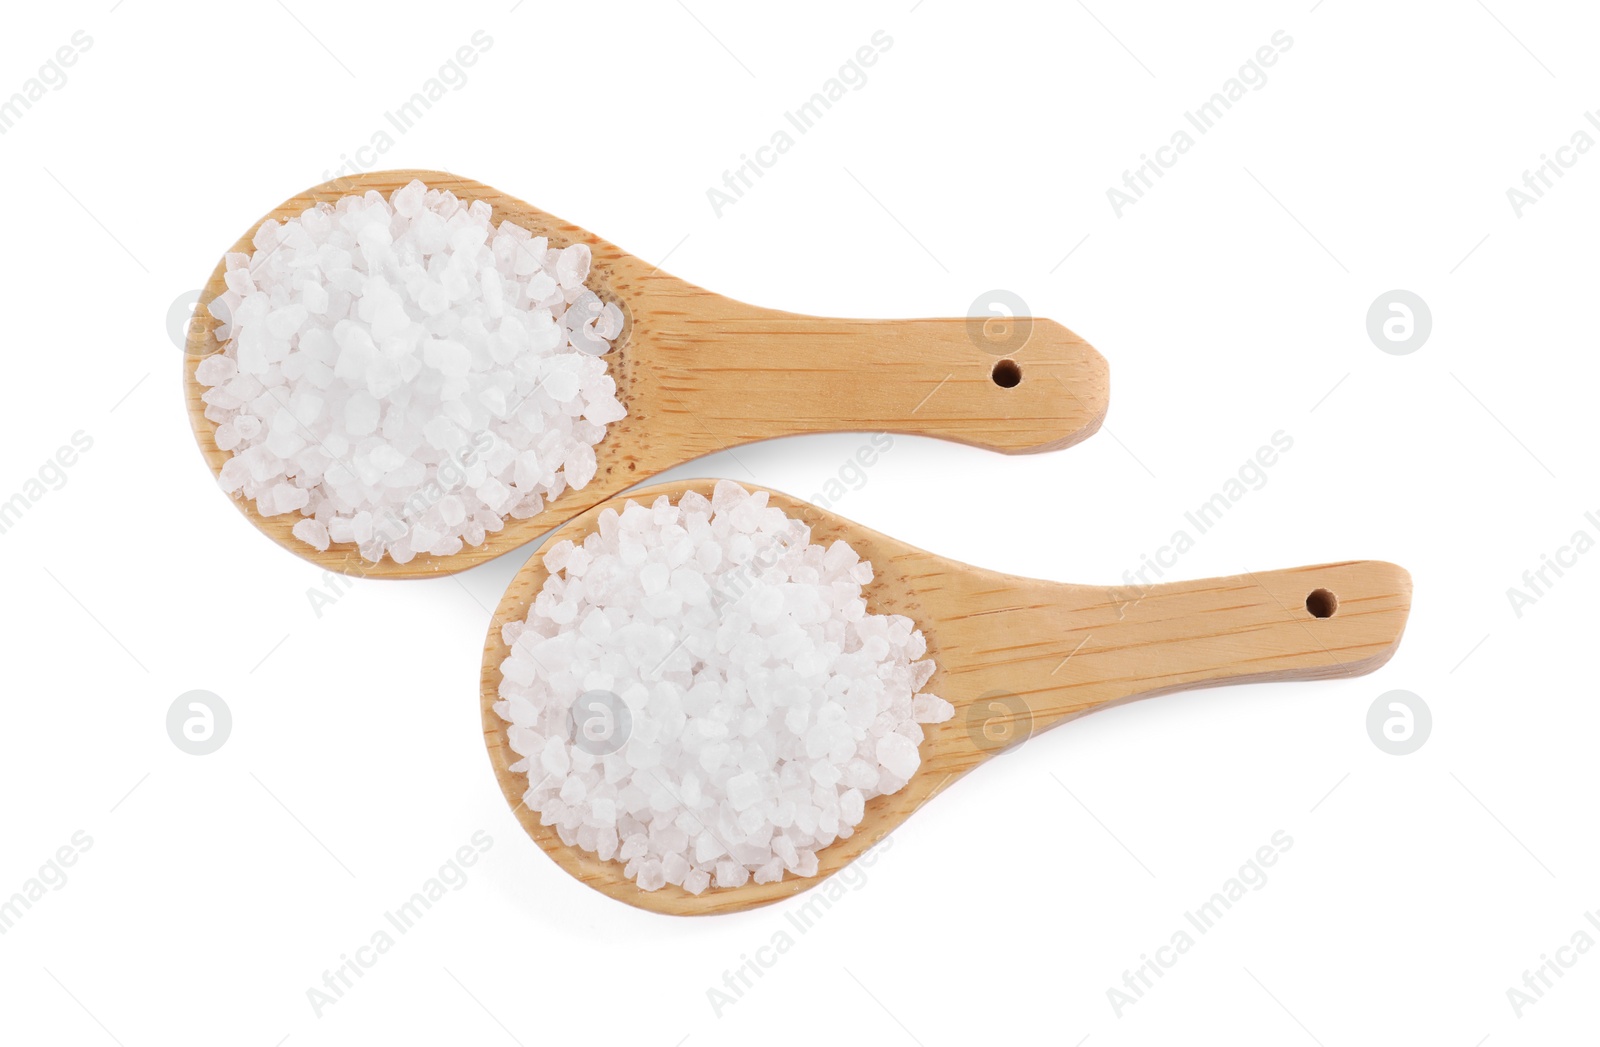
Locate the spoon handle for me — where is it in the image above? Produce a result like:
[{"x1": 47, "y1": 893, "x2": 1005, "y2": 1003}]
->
[
  {"x1": 1080, "y1": 560, "x2": 1412, "y2": 700},
  {"x1": 639, "y1": 303, "x2": 1108, "y2": 455},
  {"x1": 938, "y1": 560, "x2": 1412, "y2": 753}
]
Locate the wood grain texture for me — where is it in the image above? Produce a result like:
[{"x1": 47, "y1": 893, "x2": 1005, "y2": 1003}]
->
[
  {"x1": 184, "y1": 170, "x2": 1109, "y2": 578},
  {"x1": 480, "y1": 479, "x2": 1412, "y2": 916}
]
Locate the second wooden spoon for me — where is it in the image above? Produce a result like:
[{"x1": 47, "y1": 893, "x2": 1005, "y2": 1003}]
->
[{"x1": 480, "y1": 480, "x2": 1412, "y2": 916}]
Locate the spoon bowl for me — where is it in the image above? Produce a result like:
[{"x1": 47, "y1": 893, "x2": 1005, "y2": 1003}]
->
[
  {"x1": 185, "y1": 170, "x2": 1109, "y2": 578},
  {"x1": 480, "y1": 479, "x2": 1412, "y2": 915}
]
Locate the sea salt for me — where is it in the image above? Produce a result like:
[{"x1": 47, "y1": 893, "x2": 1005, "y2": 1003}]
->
[
  {"x1": 196, "y1": 180, "x2": 628, "y2": 562},
  {"x1": 493, "y1": 482, "x2": 952, "y2": 892}
]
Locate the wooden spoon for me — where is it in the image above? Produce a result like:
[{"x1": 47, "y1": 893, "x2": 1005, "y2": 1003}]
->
[
  {"x1": 480, "y1": 479, "x2": 1412, "y2": 916},
  {"x1": 184, "y1": 170, "x2": 1108, "y2": 578}
]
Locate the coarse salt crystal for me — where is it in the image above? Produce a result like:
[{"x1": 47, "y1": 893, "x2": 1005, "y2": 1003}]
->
[
  {"x1": 195, "y1": 179, "x2": 627, "y2": 562},
  {"x1": 495, "y1": 484, "x2": 939, "y2": 893}
]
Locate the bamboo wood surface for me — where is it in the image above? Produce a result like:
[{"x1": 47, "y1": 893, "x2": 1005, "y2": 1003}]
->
[
  {"x1": 480, "y1": 480, "x2": 1413, "y2": 916},
  {"x1": 185, "y1": 170, "x2": 1109, "y2": 578}
]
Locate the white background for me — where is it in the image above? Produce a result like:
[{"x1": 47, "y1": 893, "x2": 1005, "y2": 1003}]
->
[{"x1": 2, "y1": 1, "x2": 1596, "y2": 1043}]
